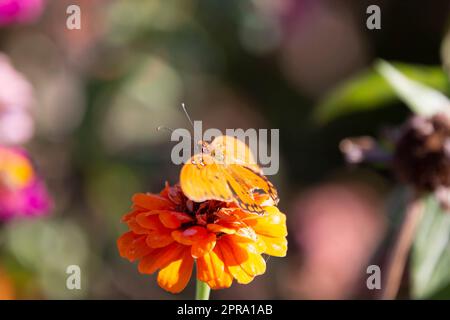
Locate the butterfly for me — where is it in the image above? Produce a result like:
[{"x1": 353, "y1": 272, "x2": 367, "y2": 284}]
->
[{"x1": 180, "y1": 135, "x2": 279, "y2": 214}]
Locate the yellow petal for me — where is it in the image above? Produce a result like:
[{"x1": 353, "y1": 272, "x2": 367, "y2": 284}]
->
[
  {"x1": 251, "y1": 207, "x2": 287, "y2": 238},
  {"x1": 204, "y1": 247, "x2": 233, "y2": 289},
  {"x1": 157, "y1": 249, "x2": 194, "y2": 293},
  {"x1": 259, "y1": 235, "x2": 287, "y2": 257},
  {"x1": 207, "y1": 223, "x2": 236, "y2": 235},
  {"x1": 224, "y1": 236, "x2": 266, "y2": 278},
  {"x1": 217, "y1": 241, "x2": 254, "y2": 284},
  {"x1": 206, "y1": 269, "x2": 233, "y2": 290},
  {"x1": 239, "y1": 252, "x2": 266, "y2": 277},
  {"x1": 196, "y1": 247, "x2": 225, "y2": 282}
]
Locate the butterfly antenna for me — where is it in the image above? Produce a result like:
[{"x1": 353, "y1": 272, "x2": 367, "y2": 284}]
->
[
  {"x1": 181, "y1": 102, "x2": 204, "y2": 161},
  {"x1": 157, "y1": 125, "x2": 198, "y2": 146},
  {"x1": 157, "y1": 126, "x2": 174, "y2": 133},
  {"x1": 181, "y1": 103, "x2": 195, "y2": 130}
]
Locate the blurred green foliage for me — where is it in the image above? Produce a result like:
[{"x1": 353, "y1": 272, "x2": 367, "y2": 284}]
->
[
  {"x1": 412, "y1": 195, "x2": 450, "y2": 299},
  {"x1": 316, "y1": 63, "x2": 449, "y2": 123}
]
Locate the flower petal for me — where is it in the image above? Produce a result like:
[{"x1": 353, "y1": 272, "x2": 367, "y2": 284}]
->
[
  {"x1": 207, "y1": 223, "x2": 236, "y2": 234},
  {"x1": 191, "y1": 233, "x2": 216, "y2": 258},
  {"x1": 159, "y1": 183, "x2": 170, "y2": 198},
  {"x1": 127, "y1": 219, "x2": 151, "y2": 235},
  {"x1": 217, "y1": 240, "x2": 254, "y2": 284},
  {"x1": 171, "y1": 226, "x2": 208, "y2": 246},
  {"x1": 250, "y1": 207, "x2": 287, "y2": 238},
  {"x1": 135, "y1": 212, "x2": 177, "y2": 248},
  {"x1": 138, "y1": 243, "x2": 185, "y2": 274},
  {"x1": 136, "y1": 212, "x2": 164, "y2": 230},
  {"x1": 197, "y1": 247, "x2": 233, "y2": 290},
  {"x1": 117, "y1": 232, "x2": 136, "y2": 258},
  {"x1": 146, "y1": 230, "x2": 174, "y2": 248},
  {"x1": 222, "y1": 235, "x2": 265, "y2": 276},
  {"x1": 122, "y1": 209, "x2": 140, "y2": 223},
  {"x1": 158, "y1": 210, "x2": 193, "y2": 229},
  {"x1": 157, "y1": 248, "x2": 194, "y2": 293},
  {"x1": 221, "y1": 235, "x2": 250, "y2": 263},
  {"x1": 117, "y1": 232, "x2": 153, "y2": 261},
  {"x1": 196, "y1": 247, "x2": 225, "y2": 282},
  {"x1": 234, "y1": 227, "x2": 257, "y2": 242},
  {"x1": 239, "y1": 251, "x2": 266, "y2": 277},
  {"x1": 132, "y1": 193, "x2": 175, "y2": 210},
  {"x1": 206, "y1": 272, "x2": 233, "y2": 290},
  {"x1": 259, "y1": 235, "x2": 287, "y2": 257}
]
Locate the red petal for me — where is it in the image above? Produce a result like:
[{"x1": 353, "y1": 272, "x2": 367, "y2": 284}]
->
[
  {"x1": 138, "y1": 243, "x2": 186, "y2": 274},
  {"x1": 132, "y1": 193, "x2": 175, "y2": 210},
  {"x1": 172, "y1": 226, "x2": 208, "y2": 246},
  {"x1": 146, "y1": 230, "x2": 175, "y2": 248},
  {"x1": 117, "y1": 232, "x2": 153, "y2": 261},
  {"x1": 158, "y1": 210, "x2": 193, "y2": 229},
  {"x1": 136, "y1": 212, "x2": 164, "y2": 230}
]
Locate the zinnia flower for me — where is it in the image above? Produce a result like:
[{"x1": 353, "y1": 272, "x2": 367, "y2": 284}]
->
[
  {"x1": 0, "y1": 146, "x2": 51, "y2": 220},
  {"x1": 0, "y1": 53, "x2": 35, "y2": 145},
  {"x1": 0, "y1": 0, "x2": 45, "y2": 26},
  {"x1": 117, "y1": 183, "x2": 287, "y2": 294}
]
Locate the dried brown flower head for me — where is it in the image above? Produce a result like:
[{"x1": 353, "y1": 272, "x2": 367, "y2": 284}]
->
[{"x1": 393, "y1": 113, "x2": 450, "y2": 191}]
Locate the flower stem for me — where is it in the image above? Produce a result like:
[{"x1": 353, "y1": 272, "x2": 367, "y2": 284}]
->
[
  {"x1": 380, "y1": 195, "x2": 423, "y2": 299},
  {"x1": 195, "y1": 279, "x2": 211, "y2": 300}
]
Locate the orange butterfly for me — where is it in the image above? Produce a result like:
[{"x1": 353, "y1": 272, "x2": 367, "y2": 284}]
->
[{"x1": 180, "y1": 135, "x2": 279, "y2": 214}]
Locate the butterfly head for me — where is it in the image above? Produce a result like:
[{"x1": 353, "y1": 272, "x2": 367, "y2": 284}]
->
[{"x1": 197, "y1": 140, "x2": 210, "y2": 154}]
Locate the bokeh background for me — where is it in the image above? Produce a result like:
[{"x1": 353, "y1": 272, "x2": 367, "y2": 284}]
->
[{"x1": 1, "y1": 0, "x2": 450, "y2": 299}]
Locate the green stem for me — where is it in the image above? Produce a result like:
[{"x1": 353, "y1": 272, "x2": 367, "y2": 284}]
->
[{"x1": 195, "y1": 279, "x2": 211, "y2": 300}]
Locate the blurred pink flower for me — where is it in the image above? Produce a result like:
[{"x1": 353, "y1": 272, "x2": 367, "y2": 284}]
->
[
  {"x1": 0, "y1": 53, "x2": 34, "y2": 145},
  {"x1": 285, "y1": 183, "x2": 386, "y2": 299},
  {"x1": 0, "y1": 146, "x2": 51, "y2": 220},
  {"x1": 0, "y1": 0, "x2": 45, "y2": 26}
]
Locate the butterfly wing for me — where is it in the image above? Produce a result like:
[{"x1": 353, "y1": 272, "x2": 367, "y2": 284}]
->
[
  {"x1": 209, "y1": 135, "x2": 262, "y2": 173},
  {"x1": 211, "y1": 135, "x2": 278, "y2": 203},
  {"x1": 180, "y1": 135, "x2": 279, "y2": 214},
  {"x1": 225, "y1": 164, "x2": 279, "y2": 206},
  {"x1": 180, "y1": 153, "x2": 233, "y2": 203}
]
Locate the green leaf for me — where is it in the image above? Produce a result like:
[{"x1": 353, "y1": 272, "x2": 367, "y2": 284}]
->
[
  {"x1": 440, "y1": 25, "x2": 450, "y2": 79},
  {"x1": 376, "y1": 60, "x2": 450, "y2": 117},
  {"x1": 315, "y1": 62, "x2": 449, "y2": 123},
  {"x1": 411, "y1": 195, "x2": 450, "y2": 298},
  {"x1": 428, "y1": 282, "x2": 450, "y2": 299}
]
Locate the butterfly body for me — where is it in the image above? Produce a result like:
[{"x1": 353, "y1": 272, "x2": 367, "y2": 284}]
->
[{"x1": 180, "y1": 135, "x2": 278, "y2": 214}]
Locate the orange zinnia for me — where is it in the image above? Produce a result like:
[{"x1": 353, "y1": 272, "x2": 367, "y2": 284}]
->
[{"x1": 117, "y1": 183, "x2": 287, "y2": 294}]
